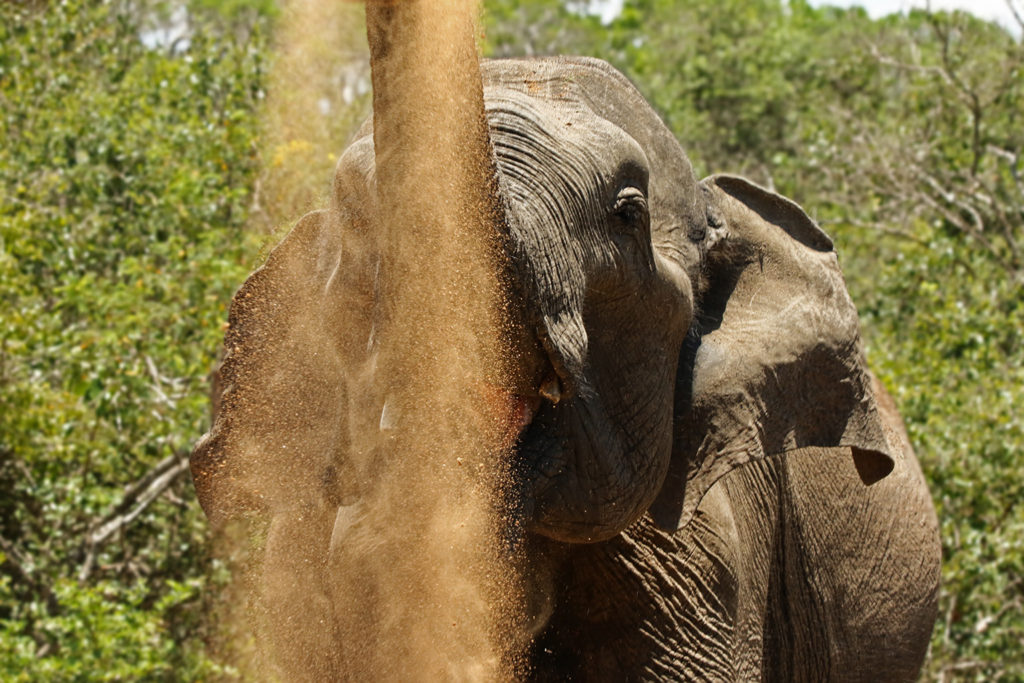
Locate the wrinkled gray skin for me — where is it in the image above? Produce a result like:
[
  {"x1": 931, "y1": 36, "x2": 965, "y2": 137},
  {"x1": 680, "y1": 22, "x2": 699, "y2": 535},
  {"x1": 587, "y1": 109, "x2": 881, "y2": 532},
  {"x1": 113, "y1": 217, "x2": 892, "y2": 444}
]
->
[{"x1": 192, "y1": 12, "x2": 941, "y2": 681}]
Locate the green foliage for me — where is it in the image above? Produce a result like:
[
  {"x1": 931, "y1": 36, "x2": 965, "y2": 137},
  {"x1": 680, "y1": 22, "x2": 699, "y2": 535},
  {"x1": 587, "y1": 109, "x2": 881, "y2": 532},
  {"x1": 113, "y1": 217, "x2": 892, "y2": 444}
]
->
[
  {"x1": 0, "y1": 0, "x2": 265, "y2": 676},
  {"x1": 0, "y1": 577, "x2": 223, "y2": 681},
  {"x1": 482, "y1": 0, "x2": 605, "y2": 58},
  {"x1": 864, "y1": 232, "x2": 1024, "y2": 676}
]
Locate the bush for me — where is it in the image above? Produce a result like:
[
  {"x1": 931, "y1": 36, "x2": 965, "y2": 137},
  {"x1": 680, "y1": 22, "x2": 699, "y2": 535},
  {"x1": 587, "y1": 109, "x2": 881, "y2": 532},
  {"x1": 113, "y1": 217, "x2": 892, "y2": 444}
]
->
[{"x1": 0, "y1": 1, "x2": 265, "y2": 675}]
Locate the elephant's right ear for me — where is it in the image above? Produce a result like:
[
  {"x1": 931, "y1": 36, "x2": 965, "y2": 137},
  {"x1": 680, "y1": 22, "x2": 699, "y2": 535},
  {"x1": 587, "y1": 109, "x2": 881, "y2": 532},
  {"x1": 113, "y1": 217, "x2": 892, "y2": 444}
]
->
[
  {"x1": 650, "y1": 175, "x2": 895, "y2": 533},
  {"x1": 190, "y1": 209, "x2": 345, "y2": 528}
]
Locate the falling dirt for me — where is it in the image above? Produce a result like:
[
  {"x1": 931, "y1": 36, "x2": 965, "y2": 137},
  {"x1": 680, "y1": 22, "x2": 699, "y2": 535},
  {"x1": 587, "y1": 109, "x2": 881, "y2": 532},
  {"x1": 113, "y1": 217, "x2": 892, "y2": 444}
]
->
[{"x1": 204, "y1": 1, "x2": 529, "y2": 680}]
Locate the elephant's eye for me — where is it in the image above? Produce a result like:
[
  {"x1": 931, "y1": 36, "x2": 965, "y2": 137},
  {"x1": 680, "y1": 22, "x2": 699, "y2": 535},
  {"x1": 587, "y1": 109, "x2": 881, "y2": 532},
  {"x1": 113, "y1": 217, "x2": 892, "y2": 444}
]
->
[{"x1": 612, "y1": 187, "x2": 649, "y2": 231}]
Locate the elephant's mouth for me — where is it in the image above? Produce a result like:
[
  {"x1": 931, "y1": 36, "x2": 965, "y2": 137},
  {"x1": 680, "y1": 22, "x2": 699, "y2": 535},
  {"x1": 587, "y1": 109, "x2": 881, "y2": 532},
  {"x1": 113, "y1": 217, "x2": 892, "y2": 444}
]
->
[
  {"x1": 474, "y1": 312, "x2": 578, "y2": 452},
  {"x1": 483, "y1": 363, "x2": 566, "y2": 451}
]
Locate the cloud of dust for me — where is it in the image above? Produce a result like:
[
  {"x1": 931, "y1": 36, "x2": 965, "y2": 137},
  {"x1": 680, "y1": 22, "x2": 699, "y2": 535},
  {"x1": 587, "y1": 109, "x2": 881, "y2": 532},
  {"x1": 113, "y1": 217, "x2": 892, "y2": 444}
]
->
[
  {"x1": 253, "y1": 2, "x2": 370, "y2": 233},
  {"x1": 208, "y1": 1, "x2": 530, "y2": 680}
]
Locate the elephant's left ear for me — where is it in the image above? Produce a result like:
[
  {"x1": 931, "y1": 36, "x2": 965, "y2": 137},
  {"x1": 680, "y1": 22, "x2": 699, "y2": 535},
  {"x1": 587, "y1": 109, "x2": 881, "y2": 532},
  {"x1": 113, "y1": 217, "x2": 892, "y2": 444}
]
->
[{"x1": 650, "y1": 175, "x2": 895, "y2": 533}]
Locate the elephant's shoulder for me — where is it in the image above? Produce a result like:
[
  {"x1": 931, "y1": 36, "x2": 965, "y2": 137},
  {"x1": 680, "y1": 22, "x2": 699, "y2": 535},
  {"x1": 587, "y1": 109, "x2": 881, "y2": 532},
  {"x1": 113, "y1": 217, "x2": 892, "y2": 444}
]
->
[
  {"x1": 684, "y1": 450, "x2": 939, "y2": 677},
  {"x1": 772, "y1": 447, "x2": 940, "y2": 676}
]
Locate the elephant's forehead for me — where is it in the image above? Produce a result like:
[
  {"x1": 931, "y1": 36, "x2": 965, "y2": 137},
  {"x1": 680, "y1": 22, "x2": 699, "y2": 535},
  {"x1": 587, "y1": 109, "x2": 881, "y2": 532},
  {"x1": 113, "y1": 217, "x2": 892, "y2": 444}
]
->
[
  {"x1": 480, "y1": 56, "x2": 633, "y2": 107},
  {"x1": 483, "y1": 85, "x2": 634, "y2": 156},
  {"x1": 481, "y1": 58, "x2": 626, "y2": 129},
  {"x1": 483, "y1": 70, "x2": 589, "y2": 109},
  {"x1": 481, "y1": 57, "x2": 705, "y2": 244}
]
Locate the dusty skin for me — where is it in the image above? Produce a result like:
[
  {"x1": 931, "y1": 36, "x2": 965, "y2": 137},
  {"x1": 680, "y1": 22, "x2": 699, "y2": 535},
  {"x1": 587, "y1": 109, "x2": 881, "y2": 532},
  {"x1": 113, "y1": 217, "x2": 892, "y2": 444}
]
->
[{"x1": 192, "y1": 0, "x2": 527, "y2": 679}]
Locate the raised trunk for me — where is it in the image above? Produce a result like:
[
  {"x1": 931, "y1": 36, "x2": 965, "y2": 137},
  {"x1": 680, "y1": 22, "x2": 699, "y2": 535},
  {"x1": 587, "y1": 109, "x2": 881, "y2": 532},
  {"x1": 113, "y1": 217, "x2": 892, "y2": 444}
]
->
[
  {"x1": 326, "y1": 4, "x2": 533, "y2": 677},
  {"x1": 366, "y1": 2, "x2": 499, "y2": 227},
  {"x1": 364, "y1": 0, "x2": 537, "y2": 408}
]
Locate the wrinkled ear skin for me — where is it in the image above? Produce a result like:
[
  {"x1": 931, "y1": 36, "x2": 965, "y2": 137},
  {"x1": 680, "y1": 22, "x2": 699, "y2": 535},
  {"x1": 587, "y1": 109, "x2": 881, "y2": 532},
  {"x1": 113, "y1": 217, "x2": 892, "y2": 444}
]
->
[{"x1": 650, "y1": 175, "x2": 895, "y2": 533}]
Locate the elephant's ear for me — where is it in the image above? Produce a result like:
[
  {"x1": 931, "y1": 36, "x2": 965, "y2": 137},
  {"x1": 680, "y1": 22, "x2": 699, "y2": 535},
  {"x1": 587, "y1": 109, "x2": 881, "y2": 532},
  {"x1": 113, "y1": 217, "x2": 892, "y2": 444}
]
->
[
  {"x1": 649, "y1": 175, "x2": 895, "y2": 533},
  {"x1": 190, "y1": 207, "x2": 369, "y2": 529}
]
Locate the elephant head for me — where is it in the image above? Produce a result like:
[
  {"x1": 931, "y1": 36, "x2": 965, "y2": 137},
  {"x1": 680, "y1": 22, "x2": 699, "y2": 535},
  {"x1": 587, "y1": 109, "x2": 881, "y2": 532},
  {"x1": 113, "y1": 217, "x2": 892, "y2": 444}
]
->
[
  {"x1": 452, "y1": 58, "x2": 894, "y2": 544},
  {"x1": 191, "y1": 0, "x2": 896, "y2": 582}
]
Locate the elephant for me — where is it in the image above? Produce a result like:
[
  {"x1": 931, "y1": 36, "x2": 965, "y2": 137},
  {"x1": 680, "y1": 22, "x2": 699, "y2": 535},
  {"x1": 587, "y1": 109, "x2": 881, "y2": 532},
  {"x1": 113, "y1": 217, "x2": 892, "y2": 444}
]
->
[{"x1": 191, "y1": 2, "x2": 941, "y2": 680}]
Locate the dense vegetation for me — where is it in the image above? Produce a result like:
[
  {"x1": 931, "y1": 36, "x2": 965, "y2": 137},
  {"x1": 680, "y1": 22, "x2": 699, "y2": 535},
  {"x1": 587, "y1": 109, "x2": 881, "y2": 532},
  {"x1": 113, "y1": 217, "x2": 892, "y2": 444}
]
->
[
  {"x1": 1, "y1": 0, "x2": 1021, "y2": 679},
  {"x1": 0, "y1": 1, "x2": 265, "y2": 677}
]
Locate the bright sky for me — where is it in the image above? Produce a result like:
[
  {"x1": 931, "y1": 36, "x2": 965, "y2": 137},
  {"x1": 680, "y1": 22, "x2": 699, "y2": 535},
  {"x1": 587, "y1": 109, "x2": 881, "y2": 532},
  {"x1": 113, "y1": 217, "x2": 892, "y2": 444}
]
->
[
  {"x1": 592, "y1": 0, "x2": 1021, "y2": 32},
  {"x1": 822, "y1": 0, "x2": 1021, "y2": 29}
]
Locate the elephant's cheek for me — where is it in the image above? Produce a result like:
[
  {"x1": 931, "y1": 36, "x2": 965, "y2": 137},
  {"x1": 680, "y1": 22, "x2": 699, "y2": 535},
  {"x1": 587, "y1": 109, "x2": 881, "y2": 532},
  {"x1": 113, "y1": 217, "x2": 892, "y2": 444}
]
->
[{"x1": 522, "y1": 415, "x2": 674, "y2": 544}]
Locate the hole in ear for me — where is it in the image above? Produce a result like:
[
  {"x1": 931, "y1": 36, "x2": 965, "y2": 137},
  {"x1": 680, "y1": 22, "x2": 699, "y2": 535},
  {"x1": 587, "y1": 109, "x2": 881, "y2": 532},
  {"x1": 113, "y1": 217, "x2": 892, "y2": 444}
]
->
[{"x1": 851, "y1": 446, "x2": 894, "y2": 485}]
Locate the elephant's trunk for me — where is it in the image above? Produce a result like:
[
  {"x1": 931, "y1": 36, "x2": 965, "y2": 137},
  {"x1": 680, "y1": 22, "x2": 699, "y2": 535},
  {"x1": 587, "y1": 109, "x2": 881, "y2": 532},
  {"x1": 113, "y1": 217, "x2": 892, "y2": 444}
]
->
[
  {"x1": 363, "y1": 0, "x2": 538, "y2": 448},
  {"x1": 323, "y1": 6, "x2": 540, "y2": 676},
  {"x1": 366, "y1": 1, "x2": 501, "y2": 234}
]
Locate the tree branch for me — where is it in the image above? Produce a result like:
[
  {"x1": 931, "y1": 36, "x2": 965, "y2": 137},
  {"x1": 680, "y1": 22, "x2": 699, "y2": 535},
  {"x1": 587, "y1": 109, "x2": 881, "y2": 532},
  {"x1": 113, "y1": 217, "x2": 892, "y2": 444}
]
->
[{"x1": 79, "y1": 452, "x2": 191, "y2": 582}]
